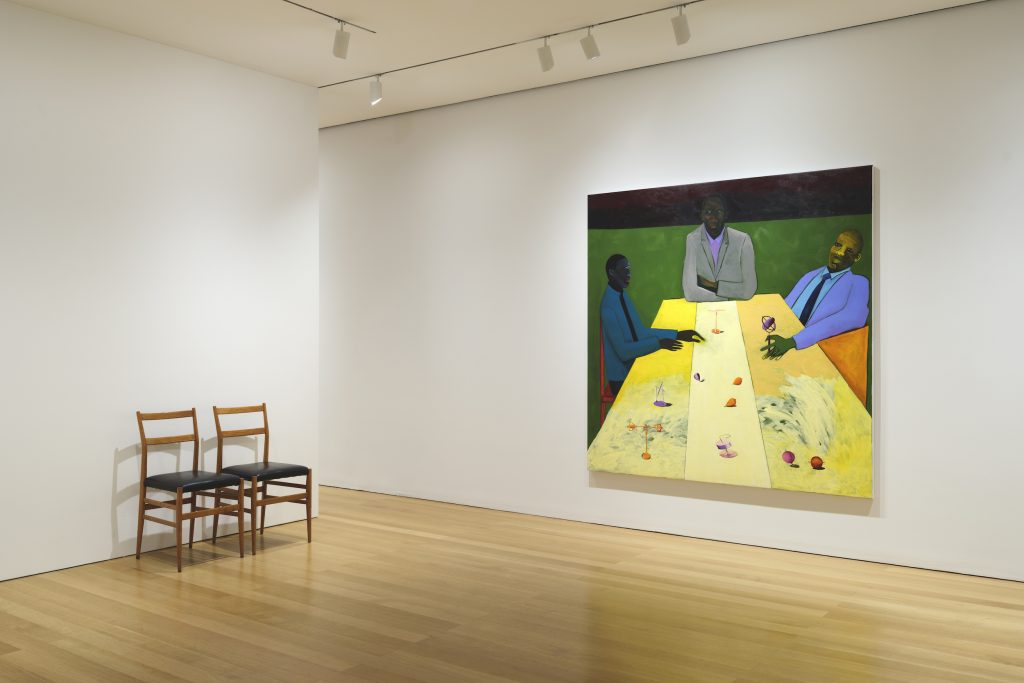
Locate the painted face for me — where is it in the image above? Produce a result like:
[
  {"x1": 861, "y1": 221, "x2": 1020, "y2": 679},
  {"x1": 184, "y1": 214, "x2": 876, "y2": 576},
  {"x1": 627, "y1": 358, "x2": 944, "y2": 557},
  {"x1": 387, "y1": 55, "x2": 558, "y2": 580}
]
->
[
  {"x1": 701, "y1": 198, "x2": 726, "y2": 236},
  {"x1": 609, "y1": 258, "x2": 632, "y2": 289},
  {"x1": 828, "y1": 232, "x2": 862, "y2": 272}
]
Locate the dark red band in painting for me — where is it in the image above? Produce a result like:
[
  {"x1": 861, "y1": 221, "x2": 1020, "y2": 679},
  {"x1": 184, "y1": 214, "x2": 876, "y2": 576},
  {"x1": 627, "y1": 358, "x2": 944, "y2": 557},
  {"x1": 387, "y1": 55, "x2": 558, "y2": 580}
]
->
[{"x1": 588, "y1": 166, "x2": 872, "y2": 229}]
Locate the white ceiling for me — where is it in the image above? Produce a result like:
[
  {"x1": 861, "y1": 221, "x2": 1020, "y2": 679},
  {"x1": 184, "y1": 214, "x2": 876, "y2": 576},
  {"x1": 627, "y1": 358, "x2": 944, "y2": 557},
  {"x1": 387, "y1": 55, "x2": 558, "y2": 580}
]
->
[{"x1": 12, "y1": 0, "x2": 987, "y2": 128}]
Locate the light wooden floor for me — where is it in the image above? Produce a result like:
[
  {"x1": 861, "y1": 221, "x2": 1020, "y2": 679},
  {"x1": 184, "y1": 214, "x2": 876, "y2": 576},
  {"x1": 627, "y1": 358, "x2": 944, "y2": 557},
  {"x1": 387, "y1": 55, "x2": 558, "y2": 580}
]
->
[{"x1": 1, "y1": 487, "x2": 1022, "y2": 682}]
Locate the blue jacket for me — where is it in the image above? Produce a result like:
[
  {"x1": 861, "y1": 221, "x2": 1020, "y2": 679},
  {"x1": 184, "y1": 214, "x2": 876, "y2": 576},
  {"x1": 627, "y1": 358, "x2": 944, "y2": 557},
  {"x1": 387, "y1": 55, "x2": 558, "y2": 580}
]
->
[
  {"x1": 784, "y1": 267, "x2": 869, "y2": 349},
  {"x1": 600, "y1": 285, "x2": 676, "y2": 382}
]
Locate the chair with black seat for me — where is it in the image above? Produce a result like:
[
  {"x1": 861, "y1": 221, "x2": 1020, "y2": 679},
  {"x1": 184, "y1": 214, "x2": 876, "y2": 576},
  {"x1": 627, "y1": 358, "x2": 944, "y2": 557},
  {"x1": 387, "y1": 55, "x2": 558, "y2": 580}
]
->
[
  {"x1": 211, "y1": 403, "x2": 312, "y2": 555},
  {"x1": 135, "y1": 408, "x2": 245, "y2": 572}
]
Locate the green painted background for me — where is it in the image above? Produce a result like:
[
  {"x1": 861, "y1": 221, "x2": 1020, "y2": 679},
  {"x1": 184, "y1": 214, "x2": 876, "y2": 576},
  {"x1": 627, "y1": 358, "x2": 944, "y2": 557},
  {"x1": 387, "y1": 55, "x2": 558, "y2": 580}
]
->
[{"x1": 587, "y1": 215, "x2": 872, "y2": 445}]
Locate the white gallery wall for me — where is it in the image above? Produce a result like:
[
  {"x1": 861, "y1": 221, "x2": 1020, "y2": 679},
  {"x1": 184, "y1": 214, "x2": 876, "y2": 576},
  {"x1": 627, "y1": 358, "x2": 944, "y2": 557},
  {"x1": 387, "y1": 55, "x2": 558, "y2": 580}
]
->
[
  {"x1": 0, "y1": 1, "x2": 319, "y2": 581},
  {"x1": 320, "y1": 0, "x2": 1024, "y2": 581}
]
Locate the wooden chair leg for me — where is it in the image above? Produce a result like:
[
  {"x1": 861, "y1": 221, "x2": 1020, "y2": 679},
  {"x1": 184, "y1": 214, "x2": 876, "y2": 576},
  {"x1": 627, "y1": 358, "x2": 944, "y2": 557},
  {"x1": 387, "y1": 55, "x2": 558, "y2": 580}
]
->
[
  {"x1": 212, "y1": 492, "x2": 221, "y2": 543},
  {"x1": 188, "y1": 493, "x2": 196, "y2": 549},
  {"x1": 305, "y1": 469, "x2": 313, "y2": 543},
  {"x1": 135, "y1": 484, "x2": 146, "y2": 559},
  {"x1": 175, "y1": 488, "x2": 184, "y2": 573},
  {"x1": 259, "y1": 483, "x2": 267, "y2": 536},
  {"x1": 236, "y1": 480, "x2": 245, "y2": 558},
  {"x1": 250, "y1": 476, "x2": 259, "y2": 556}
]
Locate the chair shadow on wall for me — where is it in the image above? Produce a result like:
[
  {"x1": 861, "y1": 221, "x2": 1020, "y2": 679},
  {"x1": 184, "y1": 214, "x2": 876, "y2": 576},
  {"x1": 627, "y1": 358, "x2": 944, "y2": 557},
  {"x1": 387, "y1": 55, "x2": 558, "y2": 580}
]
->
[
  {"x1": 110, "y1": 443, "x2": 185, "y2": 559},
  {"x1": 110, "y1": 436, "x2": 287, "y2": 567}
]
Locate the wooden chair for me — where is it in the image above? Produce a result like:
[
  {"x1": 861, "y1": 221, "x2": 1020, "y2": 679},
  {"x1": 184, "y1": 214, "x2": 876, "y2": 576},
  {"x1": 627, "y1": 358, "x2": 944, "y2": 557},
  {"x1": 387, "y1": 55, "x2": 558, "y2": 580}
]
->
[
  {"x1": 211, "y1": 404, "x2": 312, "y2": 555},
  {"x1": 135, "y1": 408, "x2": 245, "y2": 572},
  {"x1": 598, "y1": 320, "x2": 616, "y2": 425}
]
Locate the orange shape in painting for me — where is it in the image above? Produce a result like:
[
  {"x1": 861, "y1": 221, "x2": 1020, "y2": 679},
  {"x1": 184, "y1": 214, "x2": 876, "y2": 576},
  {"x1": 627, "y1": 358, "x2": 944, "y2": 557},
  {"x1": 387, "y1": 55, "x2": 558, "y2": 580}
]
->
[
  {"x1": 642, "y1": 452, "x2": 652, "y2": 460},
  {"x1": 733, "y1": 377, "x2": 742, "y2": 385},
  {"x1": 725, "y1": 398, "x2": 737, "y2": 407},
  {"x1": 818, "y1": 325, "x2": 869, "y2": 407}
]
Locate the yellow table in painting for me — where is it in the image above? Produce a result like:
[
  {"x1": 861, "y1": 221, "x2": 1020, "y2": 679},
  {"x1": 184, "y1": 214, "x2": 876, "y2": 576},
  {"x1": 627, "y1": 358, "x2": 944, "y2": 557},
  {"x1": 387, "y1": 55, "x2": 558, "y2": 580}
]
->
[{"x1": 587, "y1": 294, "x2": 872, "y2": 498}]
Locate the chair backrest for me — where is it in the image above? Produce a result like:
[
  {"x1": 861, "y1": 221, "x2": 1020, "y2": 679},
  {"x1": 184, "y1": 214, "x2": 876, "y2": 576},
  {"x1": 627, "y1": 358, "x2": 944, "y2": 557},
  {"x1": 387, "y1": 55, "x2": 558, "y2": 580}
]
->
[
  {"x1": 213, "y1": 403, "x2": 270, "y2": 469},
  {"x1": 598, "y1": 319, "x2": 614, "y2": 401},
  {"x1": 136, "y1": 408, "x2": 200, "y2": 481}
]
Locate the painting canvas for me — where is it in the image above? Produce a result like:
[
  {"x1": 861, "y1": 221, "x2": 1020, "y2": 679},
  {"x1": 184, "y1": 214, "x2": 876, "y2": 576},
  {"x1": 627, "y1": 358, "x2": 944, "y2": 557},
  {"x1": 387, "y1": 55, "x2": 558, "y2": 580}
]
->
[{"x1": 587, "y1": 166, "x2": 874, "y2": 498}]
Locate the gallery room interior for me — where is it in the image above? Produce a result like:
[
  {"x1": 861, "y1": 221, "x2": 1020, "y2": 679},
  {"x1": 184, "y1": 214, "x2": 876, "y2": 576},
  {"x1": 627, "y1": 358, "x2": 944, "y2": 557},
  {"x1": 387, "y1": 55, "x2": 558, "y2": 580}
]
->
[{"x1": 1, "y1": 0, "x2": 1022, "y2": 680}]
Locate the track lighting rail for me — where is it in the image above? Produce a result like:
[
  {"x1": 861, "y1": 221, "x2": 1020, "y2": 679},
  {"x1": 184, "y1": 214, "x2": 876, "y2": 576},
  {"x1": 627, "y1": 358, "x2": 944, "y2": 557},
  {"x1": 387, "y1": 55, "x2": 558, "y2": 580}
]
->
[
  {"x1": 280, "y1": 0, "x2": 376, "y2": 34},
  {"x1": 318, "y1": 0, "x2": 706, "y2": 90}
]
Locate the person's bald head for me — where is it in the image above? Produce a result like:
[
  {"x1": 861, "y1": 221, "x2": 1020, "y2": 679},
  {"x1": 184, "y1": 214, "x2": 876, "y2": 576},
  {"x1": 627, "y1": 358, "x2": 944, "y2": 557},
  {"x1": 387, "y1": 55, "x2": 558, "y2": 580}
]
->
[{"x1": 828, "y1": 229, "x2": 864, "y2": 272}]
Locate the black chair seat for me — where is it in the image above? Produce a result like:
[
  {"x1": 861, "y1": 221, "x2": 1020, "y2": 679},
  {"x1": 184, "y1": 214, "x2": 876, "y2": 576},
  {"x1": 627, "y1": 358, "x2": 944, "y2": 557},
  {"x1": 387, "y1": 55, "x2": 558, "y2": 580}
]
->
[
  {"x1": 222, "y1": 461, "x2": 309, "y2": 481},
  {"x1": 144, "y1": 470, "x2": 241, "y2": 493}
]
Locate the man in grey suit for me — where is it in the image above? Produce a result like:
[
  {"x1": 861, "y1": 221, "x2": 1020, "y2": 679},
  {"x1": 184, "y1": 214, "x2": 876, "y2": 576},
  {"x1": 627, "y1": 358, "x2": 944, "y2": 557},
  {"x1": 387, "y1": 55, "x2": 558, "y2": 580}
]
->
[{"x1": 681, "y1": 195, "x2": 757, "y2": 302}]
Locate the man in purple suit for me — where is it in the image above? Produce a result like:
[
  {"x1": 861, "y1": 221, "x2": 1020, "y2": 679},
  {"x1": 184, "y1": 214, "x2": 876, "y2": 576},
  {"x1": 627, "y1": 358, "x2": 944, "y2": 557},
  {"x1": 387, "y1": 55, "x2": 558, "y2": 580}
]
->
[{"x1": 762, "y1": 229, "x2": 869, "y2": 359}]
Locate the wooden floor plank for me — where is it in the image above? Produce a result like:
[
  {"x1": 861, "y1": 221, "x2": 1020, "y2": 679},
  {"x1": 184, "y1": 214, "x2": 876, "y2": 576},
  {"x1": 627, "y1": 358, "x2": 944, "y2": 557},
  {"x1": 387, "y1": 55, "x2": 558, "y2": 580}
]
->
[{"x1": 1, "y1": 486, "x2": 1022, "y2": 682}]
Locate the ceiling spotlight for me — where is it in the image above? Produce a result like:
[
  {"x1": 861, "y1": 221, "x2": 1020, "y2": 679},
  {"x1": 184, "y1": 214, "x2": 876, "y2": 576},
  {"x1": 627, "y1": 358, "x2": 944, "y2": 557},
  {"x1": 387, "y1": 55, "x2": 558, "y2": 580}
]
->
[
  {"x1": 333, "y1": 20, "x2": 350, "y2": 59},
  {"x1": 580, "y1": 27, "x2": 600, "y2": 61},
  {"x1": 369, "y1": 75, "x2": 383, "y2": 106},
  {"x1": 672, "y1": 6, "x2": 691, "y2": 45},
  {"x1": 537, "y1": 36, "x2": 554, "y2": 72}
]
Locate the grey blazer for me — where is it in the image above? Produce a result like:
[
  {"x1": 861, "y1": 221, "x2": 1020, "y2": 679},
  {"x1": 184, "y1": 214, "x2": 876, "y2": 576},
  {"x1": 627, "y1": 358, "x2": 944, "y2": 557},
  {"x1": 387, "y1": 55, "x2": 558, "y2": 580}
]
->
[{"x1": 681, "y1": 225, "x2": 757, "y2": 302}]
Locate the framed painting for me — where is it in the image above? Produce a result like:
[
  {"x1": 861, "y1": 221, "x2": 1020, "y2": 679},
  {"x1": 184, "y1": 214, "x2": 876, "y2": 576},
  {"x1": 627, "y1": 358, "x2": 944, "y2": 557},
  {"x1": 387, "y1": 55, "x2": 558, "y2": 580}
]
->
[{"x1": 587, "y1": 166, "x2": 874, "y2": 498}]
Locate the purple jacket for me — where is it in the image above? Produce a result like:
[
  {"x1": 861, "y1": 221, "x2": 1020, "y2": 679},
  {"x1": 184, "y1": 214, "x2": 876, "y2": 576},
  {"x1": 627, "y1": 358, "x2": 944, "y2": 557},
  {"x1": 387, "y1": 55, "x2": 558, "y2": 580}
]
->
[{"x1": 784, "y1": 269, "x2": 869, "y2": 349}]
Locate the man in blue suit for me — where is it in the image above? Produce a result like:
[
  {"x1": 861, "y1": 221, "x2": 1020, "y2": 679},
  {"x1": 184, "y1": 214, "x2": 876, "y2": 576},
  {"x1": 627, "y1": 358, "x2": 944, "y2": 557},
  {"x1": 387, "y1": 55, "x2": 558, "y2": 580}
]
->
[
  {"x1": 601, "y1": 254, "x2": 704, "y2": 395},
  {"x1": 762, "y1": 229, "x2": 869, "y2": 359}
]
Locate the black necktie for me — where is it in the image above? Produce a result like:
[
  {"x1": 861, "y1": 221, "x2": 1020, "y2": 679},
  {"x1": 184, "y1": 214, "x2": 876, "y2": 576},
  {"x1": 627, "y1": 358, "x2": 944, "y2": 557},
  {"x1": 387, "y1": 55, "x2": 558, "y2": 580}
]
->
[
  {"x1": 620, "y1": 292, "x2": 638, "y2": 342},
  {"x1": 798, "y1": 272, "x2": 829, "y2": 325}
]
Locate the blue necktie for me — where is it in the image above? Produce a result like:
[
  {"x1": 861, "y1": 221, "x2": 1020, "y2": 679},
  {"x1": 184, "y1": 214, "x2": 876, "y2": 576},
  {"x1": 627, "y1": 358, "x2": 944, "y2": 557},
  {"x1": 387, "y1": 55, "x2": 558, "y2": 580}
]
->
[{"x1": 798, "y1": 273, "x2": 829, "y2": 325}]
